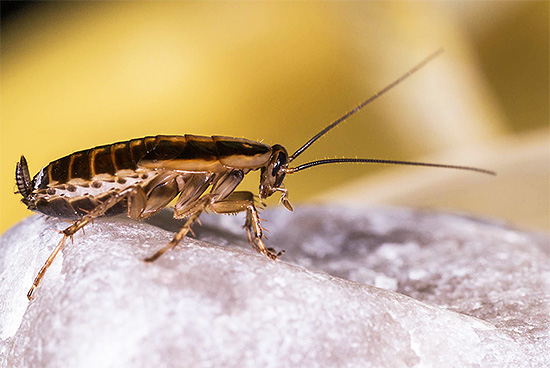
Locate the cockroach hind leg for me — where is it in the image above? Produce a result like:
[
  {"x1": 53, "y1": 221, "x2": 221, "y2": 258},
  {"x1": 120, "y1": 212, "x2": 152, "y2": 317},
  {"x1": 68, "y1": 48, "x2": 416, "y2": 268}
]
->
[
  {"x1": 28, "y1": 186, "x2": 140, "y2": 299},
  {"x1": 27, "y1": 233, "x2": 70, "y2": 300},
  {"x1": 27, "y1": 286, "x2": 37, "y2": 301}
]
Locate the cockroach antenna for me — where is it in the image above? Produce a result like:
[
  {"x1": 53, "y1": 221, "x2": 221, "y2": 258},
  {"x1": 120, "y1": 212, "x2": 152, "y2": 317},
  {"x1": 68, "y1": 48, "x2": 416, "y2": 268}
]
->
[
  {"x1": 289, "y1": 48, "x2": 444, "y2": 162},
  {"x1": 285, "y1": 48, "x2": 496, "y2": 176}
]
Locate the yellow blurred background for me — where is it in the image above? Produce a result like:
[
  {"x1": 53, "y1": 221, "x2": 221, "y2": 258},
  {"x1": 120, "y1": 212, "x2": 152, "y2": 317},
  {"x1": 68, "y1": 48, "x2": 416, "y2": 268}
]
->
[{"x1": 1, "y1": 2, "x2": 548, "y2": 234}]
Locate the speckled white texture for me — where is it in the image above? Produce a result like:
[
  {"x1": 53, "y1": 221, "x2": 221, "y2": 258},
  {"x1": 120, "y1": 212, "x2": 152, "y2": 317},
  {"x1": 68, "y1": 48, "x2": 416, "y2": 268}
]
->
[{"x1": 1, "y1": 207, "x2": 548, "y2": 367}]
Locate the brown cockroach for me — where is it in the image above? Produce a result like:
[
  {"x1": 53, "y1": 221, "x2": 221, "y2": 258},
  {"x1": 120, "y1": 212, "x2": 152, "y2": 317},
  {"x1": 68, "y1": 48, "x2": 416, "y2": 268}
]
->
[{"x1": 16, "y1": 49, "x2": 494, "y2": 300}]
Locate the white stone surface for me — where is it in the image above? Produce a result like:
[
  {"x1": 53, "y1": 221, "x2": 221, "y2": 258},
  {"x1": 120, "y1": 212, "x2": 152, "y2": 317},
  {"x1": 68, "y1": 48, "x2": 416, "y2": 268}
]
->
[{"x1": 1, "y1": 207, "x2": 548, "y2": 367}]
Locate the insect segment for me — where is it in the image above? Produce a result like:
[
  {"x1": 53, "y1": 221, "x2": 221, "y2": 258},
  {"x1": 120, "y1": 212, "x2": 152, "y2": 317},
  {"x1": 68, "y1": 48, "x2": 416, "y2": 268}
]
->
[{"x1": 16, "y1": 49, "x2": 495, "y2": 300}]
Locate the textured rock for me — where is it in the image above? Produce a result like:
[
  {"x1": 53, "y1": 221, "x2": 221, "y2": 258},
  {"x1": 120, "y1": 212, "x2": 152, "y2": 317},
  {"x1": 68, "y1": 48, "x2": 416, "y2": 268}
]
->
[{"x1": 1, "y1": 207, "x2": 548, "y2": 367}]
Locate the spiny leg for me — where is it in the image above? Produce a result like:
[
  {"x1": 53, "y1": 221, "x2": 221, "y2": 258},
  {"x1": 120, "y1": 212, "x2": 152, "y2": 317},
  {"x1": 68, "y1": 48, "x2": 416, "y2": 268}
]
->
[
  {"x1": 210, "y1": 191, "x2": 283, "y2": 260},
  {"x1": 143, "y1": 195, "x2": 213, "y2": 262},
  {"x1": 27, "y1": 186, "x2": 146, "y2": 300},
  {"x1": 27, "y1": 234, "x2": 69, "y2": 300}
]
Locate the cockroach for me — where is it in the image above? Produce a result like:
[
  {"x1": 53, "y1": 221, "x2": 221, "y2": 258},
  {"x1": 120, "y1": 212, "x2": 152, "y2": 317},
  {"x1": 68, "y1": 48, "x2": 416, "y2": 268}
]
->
[{"x1": 16, "y1": 49, "x2": 494, "y2": 300}]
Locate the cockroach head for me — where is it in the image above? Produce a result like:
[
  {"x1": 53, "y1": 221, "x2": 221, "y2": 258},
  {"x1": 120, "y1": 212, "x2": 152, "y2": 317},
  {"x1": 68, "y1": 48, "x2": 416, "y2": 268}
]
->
[{"x1": 259, "y1": 144, "x2": 292, "y2": 210}]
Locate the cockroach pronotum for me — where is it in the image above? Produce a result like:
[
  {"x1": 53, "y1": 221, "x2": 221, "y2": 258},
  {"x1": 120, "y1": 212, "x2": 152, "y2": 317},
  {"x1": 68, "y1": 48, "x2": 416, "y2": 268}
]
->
[{"x1": 16, "y1": 49, "x2": 495, "y2": 300}]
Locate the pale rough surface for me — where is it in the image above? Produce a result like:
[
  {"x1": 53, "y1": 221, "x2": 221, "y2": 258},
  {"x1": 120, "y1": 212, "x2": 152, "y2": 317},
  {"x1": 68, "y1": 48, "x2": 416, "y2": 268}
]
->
[{"x1": 0, "y1": 206, "x2": 548, "y2": 368}]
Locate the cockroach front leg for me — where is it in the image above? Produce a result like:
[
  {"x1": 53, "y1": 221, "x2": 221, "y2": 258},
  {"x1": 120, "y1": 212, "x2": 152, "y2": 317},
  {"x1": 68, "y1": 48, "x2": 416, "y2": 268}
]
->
[
  {"x1": 27, "y1": 186, "x2": 147, "y2": 300},
  {"x1": 210, "y1": 191, "x2": 283, "y2": 260}
]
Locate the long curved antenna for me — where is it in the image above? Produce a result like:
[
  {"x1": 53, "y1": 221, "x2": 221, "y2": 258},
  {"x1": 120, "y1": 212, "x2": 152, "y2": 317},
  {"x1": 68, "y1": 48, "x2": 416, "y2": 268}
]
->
[
  {"x1": 289, "y1": 48, "x2": 444, "y2": 162},
  {"x1": 284, "y1": 158, "x2": 496, "y2": 176}
]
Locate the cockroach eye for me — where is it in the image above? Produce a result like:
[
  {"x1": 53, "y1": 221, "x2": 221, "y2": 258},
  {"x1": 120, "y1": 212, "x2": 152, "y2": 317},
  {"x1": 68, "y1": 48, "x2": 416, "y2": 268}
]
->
[{"x1": 272, "y1": 152, "x2": 287, "y2": 177}]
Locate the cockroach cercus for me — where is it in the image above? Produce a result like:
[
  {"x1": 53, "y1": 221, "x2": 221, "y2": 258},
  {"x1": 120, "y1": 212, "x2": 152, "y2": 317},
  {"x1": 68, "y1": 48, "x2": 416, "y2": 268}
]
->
[{"x1": 16, "y1": 49, "x2": 494, "y2": 300}]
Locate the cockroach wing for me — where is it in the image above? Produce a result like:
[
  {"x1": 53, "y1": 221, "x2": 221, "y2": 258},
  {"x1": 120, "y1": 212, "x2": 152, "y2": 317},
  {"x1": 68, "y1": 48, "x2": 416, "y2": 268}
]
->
[
  {"x1": 138, "y1": 135, "x2": 225, "y2": 173},
  {"x1": 213, "y1": 136, "x2": 272, "y2": 169},
  {"x1": 138, "y1": 135, "x2": 272, "y2": 172}
]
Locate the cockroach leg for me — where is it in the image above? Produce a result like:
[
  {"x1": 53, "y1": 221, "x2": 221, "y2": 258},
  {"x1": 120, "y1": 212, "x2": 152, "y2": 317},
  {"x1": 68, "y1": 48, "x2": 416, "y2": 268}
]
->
[
  {"x1": 245, "y1": 201, "x2": 283, "y2": 260},
  {"x1": 27, "y1": 186, "x2": 146, "y2": 300},
  {"x1": 144, "y1": 191, "x2": 283, "y2": 262},
  {"x1": 27, "y1": 234, "x2": 69, "y2": 300},
  {"x1": 210, "y1": 191, "x2": 283, "y2": 260},
  {"x1": 143, "y1": 195, "x2": 214, "y2": 262}
]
